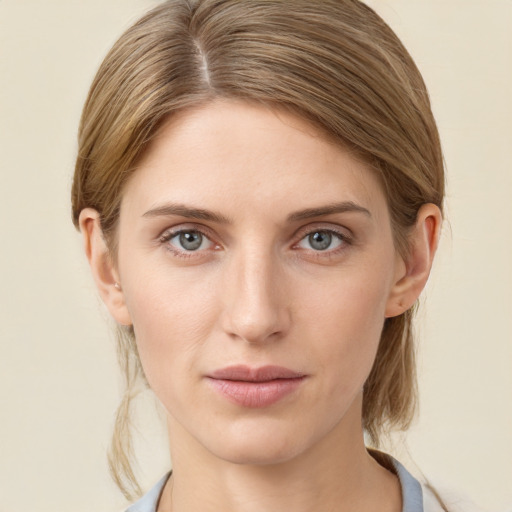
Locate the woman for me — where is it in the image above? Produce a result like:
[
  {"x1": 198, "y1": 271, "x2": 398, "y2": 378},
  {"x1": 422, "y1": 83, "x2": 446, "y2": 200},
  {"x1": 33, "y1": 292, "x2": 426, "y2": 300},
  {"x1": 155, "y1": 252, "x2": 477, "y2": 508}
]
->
[{"x1": 72, "y1": 1, "x2": 451, "y2": 510}]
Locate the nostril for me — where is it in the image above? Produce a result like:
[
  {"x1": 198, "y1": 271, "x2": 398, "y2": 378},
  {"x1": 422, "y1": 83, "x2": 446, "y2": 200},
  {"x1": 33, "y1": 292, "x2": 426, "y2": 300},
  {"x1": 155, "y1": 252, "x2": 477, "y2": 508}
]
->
[{"x1": 223, "y1": 306, "x2": 289, "y2": 344}]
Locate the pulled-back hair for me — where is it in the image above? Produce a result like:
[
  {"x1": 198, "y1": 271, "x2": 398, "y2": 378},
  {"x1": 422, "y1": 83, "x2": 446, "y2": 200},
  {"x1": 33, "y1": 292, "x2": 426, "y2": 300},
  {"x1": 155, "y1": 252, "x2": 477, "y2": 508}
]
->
[{"x1": 72, "y1": 0, "x2": 444, "y2": 500}]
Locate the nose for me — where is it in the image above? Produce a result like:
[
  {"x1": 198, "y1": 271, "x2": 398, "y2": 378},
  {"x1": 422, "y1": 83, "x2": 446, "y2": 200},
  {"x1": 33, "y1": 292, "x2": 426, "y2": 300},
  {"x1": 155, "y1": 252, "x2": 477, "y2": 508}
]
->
[{"x1": 220, "y1": 247, "x2": 291, "y2": 344}]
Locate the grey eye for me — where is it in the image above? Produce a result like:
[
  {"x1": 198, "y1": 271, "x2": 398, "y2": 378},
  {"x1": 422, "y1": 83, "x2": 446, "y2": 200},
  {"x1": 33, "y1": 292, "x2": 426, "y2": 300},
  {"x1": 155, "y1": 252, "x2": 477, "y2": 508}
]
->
[
  {"x1": 163, "y1": 229, "x2": 215, "y2": 254},
  {"x1": 297, "y1": 230, "x2": 344, "y2": 252},
  {"x1": 308, "y1": 231, "x2": 332, "y2": 251},
  {"x1": 178, "y1": 231, "x2": 203, "y2": 251}
]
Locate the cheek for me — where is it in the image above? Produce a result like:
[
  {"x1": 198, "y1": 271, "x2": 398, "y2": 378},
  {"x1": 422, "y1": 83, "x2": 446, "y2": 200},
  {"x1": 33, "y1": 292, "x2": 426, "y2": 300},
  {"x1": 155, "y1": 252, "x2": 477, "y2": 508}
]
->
[
  {"x1": 301, "y1": 261, "x2": 392, "y2": 336},
  {"x1": 298, "y1": 262, "x2": 393, "y2": 388},
  {"x1": 121, "y1": 265, "x2": 220, "y2": 392}
]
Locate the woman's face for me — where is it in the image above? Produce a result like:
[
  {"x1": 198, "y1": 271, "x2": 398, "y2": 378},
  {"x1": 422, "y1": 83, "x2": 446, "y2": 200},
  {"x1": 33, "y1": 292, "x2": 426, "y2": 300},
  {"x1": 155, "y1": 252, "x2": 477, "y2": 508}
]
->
[{"x1": 115, "y1": 100, "x2": 405, "y2": 465}]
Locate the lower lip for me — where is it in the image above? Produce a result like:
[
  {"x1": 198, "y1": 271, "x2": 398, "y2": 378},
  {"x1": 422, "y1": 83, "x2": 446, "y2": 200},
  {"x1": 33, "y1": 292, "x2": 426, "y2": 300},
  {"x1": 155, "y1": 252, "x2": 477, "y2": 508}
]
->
[{"x1": 206, "y1": 377, "x2": 305, "y2": 408}]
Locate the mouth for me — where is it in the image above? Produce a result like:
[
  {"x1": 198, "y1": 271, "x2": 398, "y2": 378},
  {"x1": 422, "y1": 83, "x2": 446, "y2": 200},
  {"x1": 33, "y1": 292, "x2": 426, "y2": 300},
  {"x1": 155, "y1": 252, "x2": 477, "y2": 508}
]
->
[{"x1": 206, "y1": 365, "x2": 307, "y2": 408}]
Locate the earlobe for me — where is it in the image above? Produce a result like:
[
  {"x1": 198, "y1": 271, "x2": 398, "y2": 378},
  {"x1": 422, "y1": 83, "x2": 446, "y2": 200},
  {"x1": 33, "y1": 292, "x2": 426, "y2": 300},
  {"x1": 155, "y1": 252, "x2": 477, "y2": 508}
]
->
[
  {"x1": 78, "y1": 208, "x2": 132, "y2": 326},
  {"x1": 385, "y1": 203, "x2": 442, "y2": 318}
]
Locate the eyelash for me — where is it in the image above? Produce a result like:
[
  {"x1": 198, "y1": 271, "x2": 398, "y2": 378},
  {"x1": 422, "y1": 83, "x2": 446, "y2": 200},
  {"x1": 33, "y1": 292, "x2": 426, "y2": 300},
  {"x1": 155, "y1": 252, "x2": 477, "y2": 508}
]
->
[
  {"x1": 159, "y1": 227, "x2": 219, "y2": 259},
  {"x1": 294, "y1": 227, "x2": 352, "y2": 256},
  {"x1": 158, "y1": 225, "x2": 353, "y2": 259}
]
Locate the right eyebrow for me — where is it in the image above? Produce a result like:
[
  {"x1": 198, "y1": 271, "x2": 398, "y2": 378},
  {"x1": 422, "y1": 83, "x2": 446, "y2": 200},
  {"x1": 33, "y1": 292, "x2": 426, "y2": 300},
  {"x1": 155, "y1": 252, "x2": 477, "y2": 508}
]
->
[{"x1": 142, "y1": 202, "x2": 232, "y2": 224}]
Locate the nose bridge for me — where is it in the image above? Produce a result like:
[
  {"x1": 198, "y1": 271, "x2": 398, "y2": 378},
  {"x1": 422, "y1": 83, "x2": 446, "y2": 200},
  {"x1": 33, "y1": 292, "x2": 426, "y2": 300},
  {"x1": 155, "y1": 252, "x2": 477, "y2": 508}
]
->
[{"x1": 222, "y1": 241, "x2": 289, "y2": 343}]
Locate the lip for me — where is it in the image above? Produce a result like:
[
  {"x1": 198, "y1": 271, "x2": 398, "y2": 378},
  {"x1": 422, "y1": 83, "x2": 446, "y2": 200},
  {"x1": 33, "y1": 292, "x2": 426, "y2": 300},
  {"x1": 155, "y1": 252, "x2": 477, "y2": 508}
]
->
[{"x1": 206, "y1": 365, "x2": 306, "y2": 408}]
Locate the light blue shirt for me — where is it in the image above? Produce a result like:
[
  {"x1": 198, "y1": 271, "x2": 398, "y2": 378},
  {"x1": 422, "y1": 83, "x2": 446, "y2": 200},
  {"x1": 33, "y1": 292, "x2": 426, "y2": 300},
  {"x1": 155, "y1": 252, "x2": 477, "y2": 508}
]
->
[{"x1": 126, "y1": 454, "x2": 424, "y2": 512}]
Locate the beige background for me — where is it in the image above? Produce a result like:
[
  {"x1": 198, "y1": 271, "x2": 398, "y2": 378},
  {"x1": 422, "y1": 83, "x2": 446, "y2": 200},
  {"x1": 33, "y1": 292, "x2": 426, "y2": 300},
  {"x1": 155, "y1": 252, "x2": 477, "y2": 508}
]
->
[{"x1": 1, "y1": 1, "x2": 511, "y2": 511}]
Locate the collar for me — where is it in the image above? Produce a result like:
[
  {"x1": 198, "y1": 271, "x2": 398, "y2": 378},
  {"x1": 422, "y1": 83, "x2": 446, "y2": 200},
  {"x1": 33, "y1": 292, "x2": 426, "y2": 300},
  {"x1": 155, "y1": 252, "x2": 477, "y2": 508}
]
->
[{"x1": 125, "y1": 452, "x2": 424, "y2": 512}]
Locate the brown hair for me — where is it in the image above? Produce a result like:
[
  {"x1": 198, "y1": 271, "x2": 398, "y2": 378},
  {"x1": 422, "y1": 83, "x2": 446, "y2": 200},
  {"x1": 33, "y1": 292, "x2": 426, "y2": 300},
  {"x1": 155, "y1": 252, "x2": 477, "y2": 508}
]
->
[{"x1": 72, "y1": 0, "x2": 444, "y2": 500}]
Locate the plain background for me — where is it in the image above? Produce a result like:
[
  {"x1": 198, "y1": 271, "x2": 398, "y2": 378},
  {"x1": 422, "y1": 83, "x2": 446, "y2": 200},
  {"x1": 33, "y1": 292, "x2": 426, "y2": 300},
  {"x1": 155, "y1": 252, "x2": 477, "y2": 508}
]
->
[{"x1": 1, "y1": 1, "x2": 511, "y2": 511}]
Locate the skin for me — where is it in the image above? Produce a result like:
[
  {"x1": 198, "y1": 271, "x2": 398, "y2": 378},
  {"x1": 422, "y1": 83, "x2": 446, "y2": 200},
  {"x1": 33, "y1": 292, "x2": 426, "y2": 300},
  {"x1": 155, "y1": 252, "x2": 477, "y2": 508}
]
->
[{"x1": 80, "y1": 100, "x2": 441, "y2": 512}]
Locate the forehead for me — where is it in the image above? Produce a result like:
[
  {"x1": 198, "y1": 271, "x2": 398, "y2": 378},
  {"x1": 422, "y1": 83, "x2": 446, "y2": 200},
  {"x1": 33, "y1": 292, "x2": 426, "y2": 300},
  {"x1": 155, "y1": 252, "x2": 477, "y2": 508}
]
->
[{"x1": 121, "y1": 100, "x2": 389, "y2": 222}]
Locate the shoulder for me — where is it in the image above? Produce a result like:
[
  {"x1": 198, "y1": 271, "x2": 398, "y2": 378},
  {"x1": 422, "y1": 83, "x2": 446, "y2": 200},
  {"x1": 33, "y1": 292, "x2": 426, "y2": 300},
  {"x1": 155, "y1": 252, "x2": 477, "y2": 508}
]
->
[
  {"x1": 422, "y1": 483, "x2": 485, "y2": 512},
  {"x1": 123, "y1": 472, "x2": 171, "y2": 512},
  {"x1": 371, "y1": 450, "x2": 484, "y2": 512}
]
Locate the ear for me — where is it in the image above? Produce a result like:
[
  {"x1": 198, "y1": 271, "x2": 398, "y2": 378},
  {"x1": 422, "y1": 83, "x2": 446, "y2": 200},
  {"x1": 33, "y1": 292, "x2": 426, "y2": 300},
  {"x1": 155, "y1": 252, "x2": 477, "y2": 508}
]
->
[
  {"x1": 79, "y1": 208, "x2": 132, "y2": 326},
  {"x1": 385, "y1": 203, "x2": 442, "y2": 318}
]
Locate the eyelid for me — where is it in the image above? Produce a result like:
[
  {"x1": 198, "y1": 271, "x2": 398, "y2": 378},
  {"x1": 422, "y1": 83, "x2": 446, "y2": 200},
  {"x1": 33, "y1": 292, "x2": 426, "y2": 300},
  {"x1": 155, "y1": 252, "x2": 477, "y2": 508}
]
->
[
  {"x1": 290, "y1": 224, "x2": 354, "y2": 259},
  {"x1": 292, "y1": 223, "x2": 353, "y2": 244},
  {"x1": 158, "y1": 223, "x2": 222, "y2": 256},
  {"x1": 158, "y1": 223, "x2": 217, "y2": 242},
  {"x1": 157, "y1": 222, "x2": 353, "y2": 258}
]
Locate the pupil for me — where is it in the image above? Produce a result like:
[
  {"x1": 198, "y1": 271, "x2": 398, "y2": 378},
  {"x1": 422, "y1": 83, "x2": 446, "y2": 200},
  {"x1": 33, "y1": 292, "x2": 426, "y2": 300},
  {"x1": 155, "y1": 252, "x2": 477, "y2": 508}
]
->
[
  {"x1": 309, "y1": 231, "x2": 331, "y2": 251},
  {"x1": 179, "y1": 232, "x2": 202, "y2": 251}
]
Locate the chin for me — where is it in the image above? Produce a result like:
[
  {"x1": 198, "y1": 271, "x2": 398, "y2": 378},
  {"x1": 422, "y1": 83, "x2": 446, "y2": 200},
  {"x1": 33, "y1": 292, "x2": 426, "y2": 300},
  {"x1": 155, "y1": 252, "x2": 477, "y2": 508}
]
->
[{"x1": 199, "y1": 418, "x2": 316, "y2": 467}]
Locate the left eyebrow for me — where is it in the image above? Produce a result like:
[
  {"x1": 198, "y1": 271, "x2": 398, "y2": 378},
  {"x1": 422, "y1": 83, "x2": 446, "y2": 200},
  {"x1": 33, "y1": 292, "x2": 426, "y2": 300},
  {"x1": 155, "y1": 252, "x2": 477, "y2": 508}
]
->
[{"x1": 286, "y1": 201, "x2": 371, "y2": 222}]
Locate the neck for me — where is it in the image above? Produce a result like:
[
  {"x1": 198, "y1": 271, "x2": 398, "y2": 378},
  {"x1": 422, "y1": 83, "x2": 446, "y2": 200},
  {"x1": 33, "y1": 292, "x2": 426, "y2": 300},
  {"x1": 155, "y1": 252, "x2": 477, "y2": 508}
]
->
[{"x1": 158, "y1": 398, "x2": 401, "y2": 512}]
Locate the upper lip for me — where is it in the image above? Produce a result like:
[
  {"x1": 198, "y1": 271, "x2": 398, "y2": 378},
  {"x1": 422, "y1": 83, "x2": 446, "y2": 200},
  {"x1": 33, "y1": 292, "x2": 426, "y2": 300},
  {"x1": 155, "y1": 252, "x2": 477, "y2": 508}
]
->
[{"x1": 209, "y1": 365, "x2": 305, "y2": 382}]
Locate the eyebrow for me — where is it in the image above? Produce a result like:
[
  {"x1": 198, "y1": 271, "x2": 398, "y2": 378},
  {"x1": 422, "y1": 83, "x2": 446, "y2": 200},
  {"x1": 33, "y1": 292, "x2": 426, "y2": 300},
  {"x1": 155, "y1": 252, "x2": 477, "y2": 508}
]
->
[
  {"x1": 143, "y1": 203, "x2": 232, "y2": 224},
  {"x1": 142, "y1": 200, "x2": 371, "y2": 224},
  {"x1": 286, "y1": 201, "x2": 371, "y2": 222}
]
